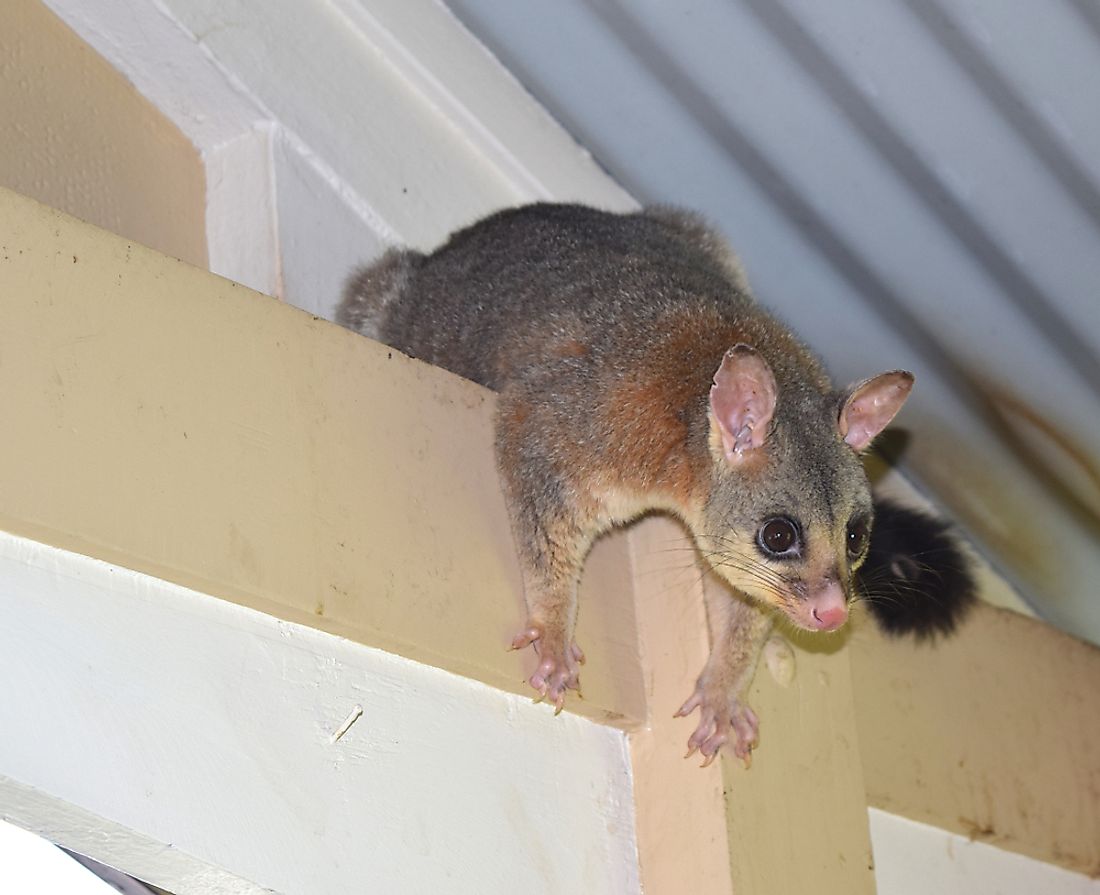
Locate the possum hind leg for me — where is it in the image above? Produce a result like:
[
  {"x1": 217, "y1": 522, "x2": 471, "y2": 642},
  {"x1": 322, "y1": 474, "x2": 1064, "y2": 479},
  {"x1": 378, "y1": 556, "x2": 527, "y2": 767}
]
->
[{"x1": 498, "y1": 386, "x2": 594, "y2": 714}]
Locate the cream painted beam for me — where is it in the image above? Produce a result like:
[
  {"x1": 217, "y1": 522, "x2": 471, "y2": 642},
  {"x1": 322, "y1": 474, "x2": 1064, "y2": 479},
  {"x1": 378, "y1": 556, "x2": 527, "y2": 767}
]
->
[
  {"x1": 4, "y1": 0, "x2": 208, "y2": 272},
  {"x1": 41, "y1": 0, "x2": 281, "y2": 296},
  {"x1": 626, "y1": 519, "x2": 876, "y2": 895},
  {"x1": 849, "y1": 603, "x2": 1100, "y2": 877},
  {"x1": 723, "y1": 596, "x2": 875, "y2": 894},
  {"x1": 627, "y1": 519, "x2": 737, "y2": 895},
  {"x1": 0, "y1": 185, "x2": 643, "y2": 728}
]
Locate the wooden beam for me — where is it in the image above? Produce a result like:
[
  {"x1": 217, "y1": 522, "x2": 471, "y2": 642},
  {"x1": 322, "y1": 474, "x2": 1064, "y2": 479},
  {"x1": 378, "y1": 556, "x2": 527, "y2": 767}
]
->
[
  {"x1": 868, "y1": 809, "x2": 1100, "y2": 894},
  {"x1": 849, "y1": 603, "x2": 1100, "y2": 877},
  {"x1": 627, "y1": 518, "x2": 736, "y2": 895},
  {"x1": 0, "y1": 186, "x2": 644, "y2": 729},
  {"x1": 0, "y1": 531, "x2": 639, "y2": 894},
  {"x1": 1, "y1": 776, "x2": 265, "y2": 895},
  {"x1": 723, "y1": 600, "x2": 876, "y2": 894}
]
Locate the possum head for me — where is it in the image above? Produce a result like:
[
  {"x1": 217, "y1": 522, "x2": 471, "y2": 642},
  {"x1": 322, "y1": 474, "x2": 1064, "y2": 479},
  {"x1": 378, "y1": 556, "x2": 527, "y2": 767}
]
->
[{"x1": 699, "y1": 344, "x2": 913, "y2": 632}]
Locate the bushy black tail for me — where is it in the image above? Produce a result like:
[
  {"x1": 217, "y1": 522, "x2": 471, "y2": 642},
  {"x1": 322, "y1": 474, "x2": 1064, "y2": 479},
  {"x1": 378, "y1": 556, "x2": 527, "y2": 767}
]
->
[{"x1": 858, "y1": 497, "x2": 977, "y2": 639}]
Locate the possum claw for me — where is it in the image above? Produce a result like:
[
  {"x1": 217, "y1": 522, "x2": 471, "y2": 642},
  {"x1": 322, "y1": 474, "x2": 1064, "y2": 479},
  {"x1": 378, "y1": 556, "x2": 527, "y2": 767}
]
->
[
  {"x1": 512, "y1": 621, "x2": 583, "y2": 714},
  {"x1": 676, "y1": 680, "x2": 760, "y2": 768},
  {"x1": 674, "y1": 691, "x2": 704, "y2": 718},
  {"x1": 510, "y1": 627, "x2": 542, "y2": 651}
]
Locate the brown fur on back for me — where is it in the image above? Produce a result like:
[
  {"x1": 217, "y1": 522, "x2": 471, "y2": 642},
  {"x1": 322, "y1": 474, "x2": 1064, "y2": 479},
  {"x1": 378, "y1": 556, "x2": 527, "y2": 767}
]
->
[{"x1": 339, "y1": 205, "x2": 841, "y2": 512}]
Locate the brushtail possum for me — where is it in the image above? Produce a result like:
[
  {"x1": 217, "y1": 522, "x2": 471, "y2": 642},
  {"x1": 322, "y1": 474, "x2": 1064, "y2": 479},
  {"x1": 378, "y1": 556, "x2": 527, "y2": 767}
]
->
[{"x1": 339, "y1": 203, "x2": 958, "y2": 765}]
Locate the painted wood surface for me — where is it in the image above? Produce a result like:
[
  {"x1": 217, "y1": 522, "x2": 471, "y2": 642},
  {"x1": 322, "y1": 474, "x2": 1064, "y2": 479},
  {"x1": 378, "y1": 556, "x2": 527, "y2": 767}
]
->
[
  {"x1": 0, "y1": 186, "x2": 645, "y2": 730},
  {"x1": 3, "y1": 0, "x2": 207, "y2": 270},
  {"x1": 870, "y1": 809, "x2": 1100, "y2": 894},
  {"x1": 40, "y1": 0, "x2": 276, "y2": 295},
  {"x1": 722, "y1": 588, "x2": 876, "y2": 895},
  {"x1": 850, "y1": 604, "x2": 1100, "y2": 877},
  {"x1": 624, "y1": 516, "x2": 879, "y2": 895},
  {"x1": 626, "y1": 518, "x2": 736, "y2": 895},
  {"x1": 43, "y1": 0, "x2": 635, "y2": 322},
  {"x1": 0, "y1": 531, "x2": 640, "y2": 895}
]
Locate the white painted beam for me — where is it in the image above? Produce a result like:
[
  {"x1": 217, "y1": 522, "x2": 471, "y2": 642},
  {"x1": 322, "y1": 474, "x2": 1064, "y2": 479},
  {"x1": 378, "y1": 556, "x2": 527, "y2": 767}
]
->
[
  {"x1": 42, "y1": 0, "x2": 634, "y2": 316},
  {"x1": 869, "y1": 809, "x2": 1100, "y2": 894},
  {"x1": 1, "y1": 786, "x2": 265, "y2": 895},
  {"x1": 0, "y1": 532, "x2": 640, "y2": 895}
]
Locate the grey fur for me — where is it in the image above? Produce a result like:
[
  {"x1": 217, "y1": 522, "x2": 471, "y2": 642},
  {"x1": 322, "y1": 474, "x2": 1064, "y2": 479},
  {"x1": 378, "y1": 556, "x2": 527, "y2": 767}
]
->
[{"x1": 337, "y1": 247, "x2": 424, "y2": 341}]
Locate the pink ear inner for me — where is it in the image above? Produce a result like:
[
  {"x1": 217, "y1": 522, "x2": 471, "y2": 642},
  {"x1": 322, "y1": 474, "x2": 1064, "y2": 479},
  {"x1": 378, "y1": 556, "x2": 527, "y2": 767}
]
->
[
  {"x1": 839, "y1": 370, "x2": 914, "y2": 451},
  {"x1": 709, "y1": 344, "x2": 778, "y2": 462}
]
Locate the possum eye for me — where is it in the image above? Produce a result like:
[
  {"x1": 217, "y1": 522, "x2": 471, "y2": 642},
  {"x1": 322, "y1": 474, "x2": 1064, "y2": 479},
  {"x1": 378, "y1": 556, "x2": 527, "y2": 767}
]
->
[
  {"x1": 757, "y1": 517, "x2": 801, "y2": 558},
  {"x1": 847, "y1": 515, "x2": 870, "y2": 560}
]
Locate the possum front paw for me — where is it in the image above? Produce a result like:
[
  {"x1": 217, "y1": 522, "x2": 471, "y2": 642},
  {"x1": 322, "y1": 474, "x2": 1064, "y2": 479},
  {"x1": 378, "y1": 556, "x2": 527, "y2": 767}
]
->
[
  {"x1": 511, "y1": 623, "x2": 585, "y2": 715},
  {"x1": 675, "y1": 681, "x2": 759, "y2": 769}
]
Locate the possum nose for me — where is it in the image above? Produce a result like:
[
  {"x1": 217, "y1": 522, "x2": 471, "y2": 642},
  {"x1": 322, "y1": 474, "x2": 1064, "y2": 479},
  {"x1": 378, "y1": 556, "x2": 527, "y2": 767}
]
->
[
  {"x1": 806, "y1": 579, "x2": 848, "y2": 631},
  {"x1": 812, "y1": 604, "x2": 848, "y2": 631}
]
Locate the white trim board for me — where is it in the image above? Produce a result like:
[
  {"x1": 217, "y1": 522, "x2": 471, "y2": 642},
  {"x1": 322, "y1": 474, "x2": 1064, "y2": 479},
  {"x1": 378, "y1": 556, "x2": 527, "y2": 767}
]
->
[
  {"x1": 869, "y1": 809, "x2": 1100, "y2": 895},
  {"x1": 0, "y1": 789, "x2": 264, "y2": 895},
  {"x1": 0, "y1": 531, "x2": 640, "y2": 895},
  {"x1": 0, "y1": 817, "x2": 149, "y2": 895},
  {"x1": 42, "y1": 0, "x2": 635, "y2": 315}
]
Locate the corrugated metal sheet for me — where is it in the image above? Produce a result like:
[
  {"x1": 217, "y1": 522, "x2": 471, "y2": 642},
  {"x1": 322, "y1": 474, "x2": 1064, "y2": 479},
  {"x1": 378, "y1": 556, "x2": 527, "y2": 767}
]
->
[{"x1": 446, "y1": 0, "x2": 1100, "y2": 646}]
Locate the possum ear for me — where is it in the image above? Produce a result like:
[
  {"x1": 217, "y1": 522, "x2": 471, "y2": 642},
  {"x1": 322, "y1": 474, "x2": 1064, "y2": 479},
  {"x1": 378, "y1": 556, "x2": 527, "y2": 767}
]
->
[
  {"x1": 709, "y1": 344, "x2": 777, "y2": 464},
  {"x1": 839, "y1": 371, "x2": 914, "y2": 452}
]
